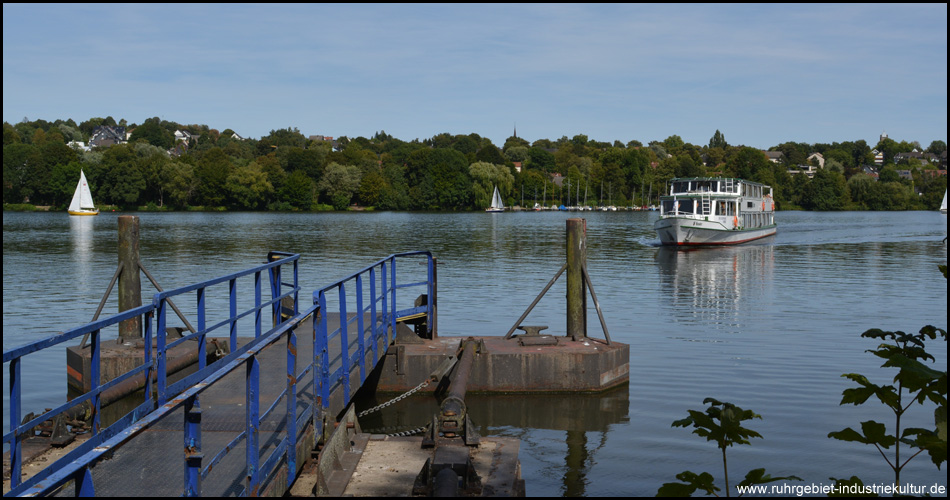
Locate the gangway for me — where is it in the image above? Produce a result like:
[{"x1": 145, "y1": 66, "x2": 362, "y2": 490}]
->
[{"x1": 3, "y1": 251, "x2": 435, "y2": 497}]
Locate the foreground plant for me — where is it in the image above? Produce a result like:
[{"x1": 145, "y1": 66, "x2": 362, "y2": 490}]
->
[
  {"x1": 828, "y1": 265, "x2": 947, "y2": 486},
  {"x1": 827, "y1": 326, "x2": 947, "y2": 484},
  {"x1": 657, "y1": 398, "x2": 800, "y2": 497}
]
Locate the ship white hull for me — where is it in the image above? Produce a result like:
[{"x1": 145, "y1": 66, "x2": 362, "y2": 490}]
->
[{"x1": 654, "y1": 217, "x2": 776, "y2": 246}]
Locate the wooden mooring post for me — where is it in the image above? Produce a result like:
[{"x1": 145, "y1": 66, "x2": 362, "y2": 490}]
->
[
  {"x1": 117, "y1": 215, "x2": 142, "y2": 341},
  {"x1": 566, "y1": 218, "x2": 587, "y2": 341}
]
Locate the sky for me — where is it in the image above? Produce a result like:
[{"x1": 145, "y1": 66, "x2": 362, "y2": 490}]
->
[{"x1": 3, "y1": 3, "x2": 947, "y2": 150}]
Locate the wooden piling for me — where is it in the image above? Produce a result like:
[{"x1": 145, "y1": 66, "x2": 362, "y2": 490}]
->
[
  {"x1": 117, "y1": 215, "x2": 142, "y2": 340},
  {"x1": 566, "y1": 218, "x2": 587, "y2": 341}
]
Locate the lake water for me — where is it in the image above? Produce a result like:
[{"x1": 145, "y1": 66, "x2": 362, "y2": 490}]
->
[{"x1": 3, "y1": 210, "x2": 947, "y2": 496}]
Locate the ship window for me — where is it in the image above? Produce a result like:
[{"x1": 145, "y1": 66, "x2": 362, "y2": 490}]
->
[{"x1": 681, "y1": 199, "x2": 694, "y2": 214}]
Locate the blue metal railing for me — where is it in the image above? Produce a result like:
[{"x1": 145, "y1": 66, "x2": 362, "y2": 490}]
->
[
  {"x1": 314, "y1": 251, "x2": 434, "y2": 412},
  {"x1": 3, "y1": 304, "x2": 156, "y2": 495},
  {"x1": 3, "y1": 252, "x2": 301, "y2": 497},
  {"x1": 3, "y1": 250, "x2": 435, "y2": 497}
]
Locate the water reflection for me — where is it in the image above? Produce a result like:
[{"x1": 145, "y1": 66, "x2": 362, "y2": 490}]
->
[
  {"x1": 655, "y1": 245, "x2": 774, "y2": 329},
  {"x1": 69, "y1": 216, "x2": 96, "y2": 297},
  {"x1": 356, "y1": 387, "x2": 628, "y2": 497}
]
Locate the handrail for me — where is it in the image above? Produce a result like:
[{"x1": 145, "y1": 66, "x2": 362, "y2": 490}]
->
[
  {"x1": 3, "y1": 252, "x2": 301, "y2": 496},
  {"x1": 314, "y1": 251, "x2": 434, "y2": 411},
  {"x1": 4, "y1": 250, "x2": 435, "y2": 497}
]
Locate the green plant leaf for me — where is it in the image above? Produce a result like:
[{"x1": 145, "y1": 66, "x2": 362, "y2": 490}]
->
[
  {"x1": 657, "y1": 470, "x2": 719, "y2": 497},
  {"x1": 861, "y1": 420, "x2": 896, "y2": 448},
  {"x1": 736, "y1": 468, "x2": 802, "y2": 487},
  {"x1": 828, "y1": 421, "x2": 896, "y2": 448}
]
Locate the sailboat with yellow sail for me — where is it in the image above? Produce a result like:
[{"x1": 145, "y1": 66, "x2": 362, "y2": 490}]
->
[{"x1": 68, "y1": 169, "x2": 99, "y2": 216}]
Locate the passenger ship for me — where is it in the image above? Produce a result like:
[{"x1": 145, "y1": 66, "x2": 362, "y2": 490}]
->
[{"x1": 654, "y1": 177, "x2": 776, "y2": 246}]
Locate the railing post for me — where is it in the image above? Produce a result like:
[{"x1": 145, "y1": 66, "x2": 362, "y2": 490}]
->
[
  {"x1": 269, "y1": 264, "x2": 280, "y2": 328},
  {"x1": 91, "y1": 328, "x2": 101, "y2": 434},
  {"x1": 144, "y1": 309, "x2": 154, "y2": 407},
  {"x1": 390, "y1": 258, "x2": 397, "y2": 342},
  {"x1": 229, "y1": 278, "x2": 237, "y2": 347},
  {"x1": 75, "y1": 468, "x2": 96, "y2": 496},
  {"x1": 246, "y1": 356, "x2": 260, "y2": 495},
  {"x1": 184, "y1": 394, "x2": 202, "y2": 497},
  {"x1": 428, "y1": 256, "x2": 437, "y2": 338},
  {"x1": 9, "y1": 357, "x2": 21, "y2": 489},
  {"x1": 199, "y1": 286, "x2": 208, "y2": 371},
  {"x1": 286, "y1": 330, "x2": 297, "y2": 480},
  {"x1": 566, "y1": 218, "x2": 587, "y2": 341},
  {"x1": 369, "y1": 267, "x2": 378, "y2": 365},
  {"x1": 338, "y1": 283, "x2": 350, "y2": 403},
  {"x1": 118, "y1": 215, "x2": 142, "y2": 341},
  {"x1": 292, "y1": 259, "x2": 299, "y2": 317},
  {"x1": 380, "y1": 261, "x2": 389, "y2": 344},
  {"x1": 356, "y1": 275, "x2": 366, "y2": 384},
  {"x1": 317, "y1": 291, "x2": 330, "y2": 410},
  {"x1": 310, "y1": 292, "x2": 327, "y2": 440},
  {"x1": 255, "y1": 270, "x2": 262, "y2": 339},
  {"x1": 157, "y1": 298, "x2": 168, "y2": 405}
]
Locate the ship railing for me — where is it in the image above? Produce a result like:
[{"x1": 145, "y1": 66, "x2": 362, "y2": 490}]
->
[
  {"x1": 314, "y1": 251, "x2": 435, "y2": 413},
  {"x1": 3, "y1": 252, "x2": 303, "y2": 496}
]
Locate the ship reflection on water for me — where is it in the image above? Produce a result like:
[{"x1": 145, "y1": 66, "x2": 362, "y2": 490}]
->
[{"x1": 655, "y1": 244, "x2": 775, "y2": 328}]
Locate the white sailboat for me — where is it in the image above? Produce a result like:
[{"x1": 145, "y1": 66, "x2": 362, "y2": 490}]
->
[
  {"x1": 68, "y1": 169, "x2": 99, "y2": 216},
  {"x1": 486, "y1": 185, "x2": 505, "y2": 213},
  {"x1": 941, "y1": 190, "x2": 947, "y2": 213}
]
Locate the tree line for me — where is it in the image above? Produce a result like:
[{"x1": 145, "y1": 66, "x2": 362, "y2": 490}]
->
[{"x1": 3, "y1": 117, "x2": 947, "y2": 212}]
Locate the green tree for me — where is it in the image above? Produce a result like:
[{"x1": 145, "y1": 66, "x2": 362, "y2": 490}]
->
[
  {"x1": 257, "y1": 127, "x2": 307, "y2": 156},
  {"x1": 280, "y1": 146, "x2": 327, "y2": 181},
  {"x1": 194, "y1": 147, "x2": 233, "y2": 206},
  {"x1": 925, "y1": 140, "x2": 946, "y2": 156},
  {"x1": 256, "y1": 154, "x2": 286, "y2": 194},
  {"x1": 99, "y1": 144, "x2": 146, "y2": 206},
  {"x1": 469, "y1": 161, "x2": 515, "y2": 208},
  {"x1": 49, "y1": 161, "x2": 84, "y2": 207},
  {"x1": 802, "y1": 168, "x2": 848, "y2": 211},
  {"x1": 129, "y1": 119, "x2": 174, "y2": 149},
  {"x1": 404, "y1": 148, "x2": 472, "y2": 210},
  {"x1": 503, "y1": 135, "x2": 529, "y2": 151},
  {"x1": 226, "y1": 163, "x2": 273, "y2": 210},
  {"x1": 505, "y1": 146, "x2": 530, "y2": 163},
  {"x1": 709, "y1": 130, "x2": 727, "y2": 149},
  {"x1": 357, "y1": 170, "x2": 387, "y2": 207},
  {"x1": 663, "y1": 134, "x2": 685, "y2": 153},
  {"x1": 526, "y1": 147, "x2": 556, "y2": 173},
  {"x1": 475, "y1": 144, "x2": 506, "y2": 165},
  {"x1": 675, "y1": 154, "x2": 705, "y2": 178},
  {"x1": 726, "y1": 147, "x2": 771, "y2": 181},
  {"x1": 161, "y1": 160, "x2": 197, "y2": 208},
  {"x1": 279, "y1": 169, "x2": 314, "y2": 210},
  {"x1": 318, "y1": 162, "x2": 362, "y2": 210}
]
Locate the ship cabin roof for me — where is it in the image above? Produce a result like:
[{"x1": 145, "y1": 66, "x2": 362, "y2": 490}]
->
[{"x1": 666, "y1": 178, "x2": 772, "y2": 197}]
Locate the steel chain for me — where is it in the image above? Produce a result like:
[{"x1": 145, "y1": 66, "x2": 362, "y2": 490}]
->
[
  {"x1": 357, "y1": 377, "x2": 431, "y2": 418},
  {"x1": 363, "y1": 425, "x2": 428, "y2": 437}
]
